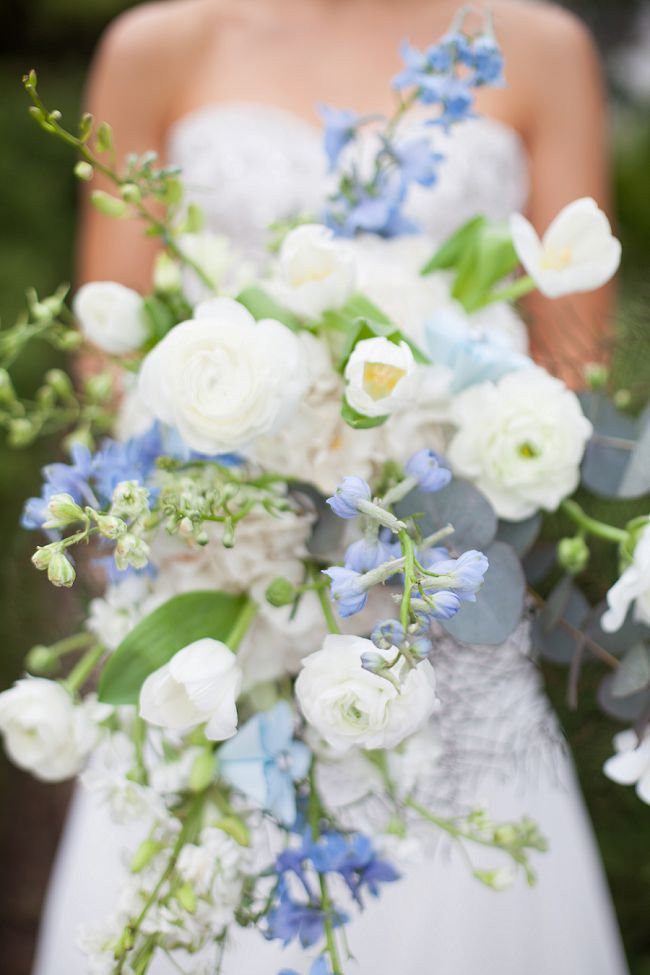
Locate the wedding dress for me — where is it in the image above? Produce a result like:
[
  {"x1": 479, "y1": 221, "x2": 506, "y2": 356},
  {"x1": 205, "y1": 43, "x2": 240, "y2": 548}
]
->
[{"x1": 33, "y1": 105, "x2": 629, "y2": 975}]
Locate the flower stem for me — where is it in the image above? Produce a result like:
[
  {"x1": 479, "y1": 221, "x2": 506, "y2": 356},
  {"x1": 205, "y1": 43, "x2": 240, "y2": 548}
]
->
[
  {"x1": 398, "y1": 530, "x2": 416, "y2": 632},
  {"x1": 560, "y1": 499, "x2": 627, "y2": 544},
  {"x1": 308, "y1": 766, "x2": 344, "y2": 975},
  {"x1": 225, "y1": 597, "x2": 258, "y2": 652},
  {"x1": 63, "y1": 642, "x2": 105, "y2": 694},
  {"x1": 316, "y1": 584, "x2": 342, "y2": 635}
]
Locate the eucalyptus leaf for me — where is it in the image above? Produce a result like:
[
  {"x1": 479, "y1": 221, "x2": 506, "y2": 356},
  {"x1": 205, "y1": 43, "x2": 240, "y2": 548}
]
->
[
  {"x1": 618, "y1": 418, "x2": 650, "y2": 499},
  {"x1": 578, "y1": 391, "x2": 640, "y2": 498},
  {"x1": 235, "y1": 286, "x2": 301, "y2": 331},
  {"x1": 291, "y1": 482, "x2": 345, "y2": 560},
  {"x1": 586, "y1": 603, "x2": 650, "y2": 657},
  {"x1": 598, "y1": 673, "x2": 650, "y2": 723},
  {"x1": 497, "y1": 514, "x2": 542, "y2": 557},
  {"x1": 532, "y1": 581, "x2": 591, "y2": 665},
  {"x1": 611, "y1": 643, "x2": 650, "y2": 698},
  {"x1": 440, "y1": 541, "x2": 525, "y2": 646},
  {"x1": 522, "y1": 542, "x2": 557, "y2": 586},
  {"x1": 98, "y1": 590, "x2": 247, "y2": 705},
  {"x1": 395, "y1": 481, "x2": 497, "y2": 552}
]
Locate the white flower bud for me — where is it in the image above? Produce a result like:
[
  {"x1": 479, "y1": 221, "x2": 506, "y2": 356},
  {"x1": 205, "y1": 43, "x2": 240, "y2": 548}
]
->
[
  {"x1": 47, "y1": 551, "x2": 76, "y2": 587},
  {"x1": 114, "y1": 534, "x2": 150, "y2": 572},
  {"x1": 43, "y1": 493, "x2": 85, "y2": 529}
]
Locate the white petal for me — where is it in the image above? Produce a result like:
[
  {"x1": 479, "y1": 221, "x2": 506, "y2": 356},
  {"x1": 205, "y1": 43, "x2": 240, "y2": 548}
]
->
[{"x1": 509, "y1": 212, "x2": 542, "y2": 278}]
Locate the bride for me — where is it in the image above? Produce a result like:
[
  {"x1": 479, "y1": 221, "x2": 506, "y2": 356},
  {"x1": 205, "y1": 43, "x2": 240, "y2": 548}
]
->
[{"x1": 34, "y1": 1, "x2": 629, "y2": 973}]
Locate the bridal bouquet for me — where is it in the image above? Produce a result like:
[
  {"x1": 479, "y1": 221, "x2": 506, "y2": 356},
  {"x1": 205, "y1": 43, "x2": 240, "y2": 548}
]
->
[{"x1": 0, "y1": 11, "x2": 647, "y2": 974}]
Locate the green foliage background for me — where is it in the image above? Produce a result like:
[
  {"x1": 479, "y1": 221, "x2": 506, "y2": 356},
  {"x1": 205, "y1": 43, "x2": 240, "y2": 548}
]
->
[{"x1": 0, "y1": 2, "x2": 649, "y2": 973}]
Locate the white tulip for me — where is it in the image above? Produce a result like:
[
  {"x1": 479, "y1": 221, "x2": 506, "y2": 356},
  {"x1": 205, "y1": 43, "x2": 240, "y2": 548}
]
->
[
  {"x1": 139, "y1": 638, "x2": 242, "y2": 741},
  {"x1": 510, "y1": 197, "x2": 621, "y2": 298},
  {"x1": 601, "y1": 524, "x2": 650, "y2": 632},
  {"x1": 0, "y1": 678, "x2": 99, "y2": 781},
  {"x1": 344, "y1": 336, "x2": 417, "y2": 418},
  {"x1": 447, "y1": 367, "x2": 592, "y2": 520},
  {"x1": 603, "y1": 729, "x2": 650, "y2": 804},
  {"x1": 137, "y1": 297, "x2": 306, "y2": 454},
  {"x1": 295, "y1": 634, "x2": 438, "y2": 752},
  {"x1": 73, "y1": 281, "x2": 148, "y2": 355},
  {"x1": 272, "y1": 224, "x2": 357, "y2": 319}
]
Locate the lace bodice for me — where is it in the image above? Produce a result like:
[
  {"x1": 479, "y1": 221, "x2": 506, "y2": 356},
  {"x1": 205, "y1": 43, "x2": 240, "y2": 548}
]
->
[{"x1": 167, "y1": 102, "x2": 529, "y2": 265}]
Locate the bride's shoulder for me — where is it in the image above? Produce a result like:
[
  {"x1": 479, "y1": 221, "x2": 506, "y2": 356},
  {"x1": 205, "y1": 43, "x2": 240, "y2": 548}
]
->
[
  {"x1": 490, "y1": 0, "x2": 598, "y2": 59},
  {"x1": 93, "y1": 0, "x2": 223, "y2": 82}
]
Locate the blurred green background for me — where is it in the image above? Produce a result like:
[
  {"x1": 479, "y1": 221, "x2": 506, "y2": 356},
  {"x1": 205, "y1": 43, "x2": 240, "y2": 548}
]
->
[{"x1": 0, "y1": 1, "x2": 649, "y2": 972}]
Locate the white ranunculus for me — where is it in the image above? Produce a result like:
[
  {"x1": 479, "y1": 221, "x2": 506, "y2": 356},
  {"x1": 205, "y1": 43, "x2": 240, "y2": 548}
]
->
[
  {"x1": 177, "y1": 232, "x2": 231, "y2": 291},
  {"x1": 137, "y1": 297, "x2": 306, "y2": 454},
  {"x1": 295, "y1": 634, "x2": 438, "y2": 752},
  {"x1": 271, "y1": 223, "x2": 357, "y2": 319},
  {"x1": 510, "y1": 198, "x2": 621, "y2": 299},
  {"x1": 447, "y1": 367, "x2": 592, "y2": 520},
  {"x1": 73, "y1": 281, "x2": 148, "y2": 355},
  {"x1": 0, "y1": 678, "x2": 99, "y2": 781},
  {"x1": 139, "y1": 638, "x2": 242, "y2": 741},
  {"x1": 603, "y1": 729, "x2": 650, "y2": 804},
  {"x1": 344, "y1": 336, "x2": 417, "y2": 418},
  {"x1": 601, "y1": 524, "x2": 650, "y2": 632}
]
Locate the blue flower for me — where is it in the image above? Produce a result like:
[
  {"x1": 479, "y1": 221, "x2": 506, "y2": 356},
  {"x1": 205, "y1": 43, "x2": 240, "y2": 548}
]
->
[
  {"x1": 322, "y1": 566, "x2": 368, "y2": 618},
  {"x1": 392, "y1": 39, "x2": 432, "y2": 90},
  {"x1": 371, "y1": 619, "x2": 405, "y2": 649},
  {"x1": 464, "y1": 36, "x2": 505, "y2": 86},
  {"x1": 22, "y1": 443, "x2": 97, "y2": 531},
  {"x1": 344, "y1": 536, "x2": 394, "y2": 573},
  {"x1": 405, "y1": 449, "x2": 452, "y2": 492},
  {"x1": 219, "y1": 702, "x2": 311, "y2": 827},
  {"x1": 417, "y1": 545, "x2": 450, "y2": 568},
  {"x1": 267, "y1": 877, "x2": 348, "y2": 948},
  {"x1": 326, "y1": 477, "x2": 371, "y2": 519},
  {"x1": 421, "y1": 76, "x2": 475, "y2": 129},
  {"x1": 319, "y1": 105, "x2": 360, "y2": 169},
  {"x1": 428, "y1": 550, "x2": 489, "y2": 602},
  {"x1": 424, "y1": 308, "x2": 533, "y2": 394},
  {"x1": 392, "y1": 137, "x2": 444, "y2": 190},
  {"x1": 304, "y1": 832, "x2": 400, "y2": 906},
  {"x1": 279, "y1": 959, "x2": 331, "y2": 975},
  {"x1": 416, "y1": 589, "x2": 461, "y2": 621}
]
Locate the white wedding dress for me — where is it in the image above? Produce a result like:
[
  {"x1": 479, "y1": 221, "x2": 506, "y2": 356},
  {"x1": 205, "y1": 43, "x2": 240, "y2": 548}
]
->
[{"x1": 33, "y1": 105, "x2": 629, "y2": 975}]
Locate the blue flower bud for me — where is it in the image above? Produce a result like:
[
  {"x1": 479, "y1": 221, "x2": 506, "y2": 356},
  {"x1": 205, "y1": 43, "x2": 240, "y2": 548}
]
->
[
  {"x1": 405, "y1": 449, "x2": 452, "y2": 492},
  {"x1": 416, "y1": 589, "x2": 461, "y2": 621},
  {"x1": 371, "y1": 619, "x2": 405, "y2": 650},
  {"x1": 326, "y1": 477, "x2": 372, "y2": 519},
  {"x1": 361, "y1": 650, "x2": 387, "y2": 673}
]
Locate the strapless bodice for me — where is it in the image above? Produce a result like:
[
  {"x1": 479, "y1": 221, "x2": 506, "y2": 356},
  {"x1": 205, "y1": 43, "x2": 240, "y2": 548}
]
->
[{"x1": 166, "y1": 102, "x2": 529, "y2": 264}]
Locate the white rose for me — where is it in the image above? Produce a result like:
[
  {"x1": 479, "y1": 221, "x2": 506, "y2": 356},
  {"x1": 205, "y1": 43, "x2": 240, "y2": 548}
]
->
[
  {"x1": 295, "y1": 634, "x2": 438, "y2": 752},
  {"x1": 601, "y1": 524, "x2": 650, "y2": 632},
  {"x1": 271, "y1": 223, "x2": 357, "y2": 319},
  {"x1": 139, "y1": 638, "x2": 242, "y2": 741},
  {"x1": 603, "y1": 729, "x2": 650, "y2": 804},
  {"x1": 0, "y1": 678, "x2": 99, "y2": 781},
  {"x1": 344, "y1": 336, "x2": 417, "y2": 418},
  {"x1": 73, "y1": 281, "x2": 148, "y2": 355},
  {"x1": 510, "y1": 197, "x2": 621, "y2": 299},
  {"x1": 447, "y1": 367, "x2": 592, "y2": 520},
  {"x1": 137, "y1": 297, "x2": 306, "y2": 453}
]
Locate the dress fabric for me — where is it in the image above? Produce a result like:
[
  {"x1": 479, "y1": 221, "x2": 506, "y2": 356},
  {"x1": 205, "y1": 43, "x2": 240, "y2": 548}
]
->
[{"x1": 33, "y1": 104, "x2": 629, "y2": 975}]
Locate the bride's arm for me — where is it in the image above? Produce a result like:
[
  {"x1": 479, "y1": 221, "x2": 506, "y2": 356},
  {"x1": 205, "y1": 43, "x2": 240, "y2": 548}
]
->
[
  {"x1": 76, "y1": 5, "x2": 186, "y2": 291},
  {"x1": 510, "y1": 4, "x2": 614, "y2": 386}
]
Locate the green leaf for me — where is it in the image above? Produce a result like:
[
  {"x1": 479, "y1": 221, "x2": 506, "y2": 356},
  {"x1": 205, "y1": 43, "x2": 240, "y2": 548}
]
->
[
  {"x1": 441, "y1": 541, "x2": 525, "y2": 646},
  {"x1": 142, "y1": 295, "x2": 176, "y2": 344},
  {"x1": 341, "y1": 292, "x2": 393, "y2": 325},
  {"x1": 235, "y1": 286, "x2": 301, "y2": 331},
  {"x1": 340, "y1": 397, "x2": 388, "y2": 430},
  {"x1": 98, "y1": 590, "x2": 247, "y2": 705},
  {"x1": 420, "y1": 216, "x2": 486, "y2": 275},
  {"x1": 451, "y1": 222, "x2": 519, "y2": 313}
]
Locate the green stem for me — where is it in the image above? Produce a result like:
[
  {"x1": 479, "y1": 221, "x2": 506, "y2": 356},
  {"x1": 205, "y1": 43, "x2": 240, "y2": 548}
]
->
[
  {"x1": 308, "y1": 767, "x2": 344, "y2": 975},
  {"x1": 225, "y1": 597, "x2": 258, "y2": 652},
  {"x1": 478, "y1": 274, "x2": 535, "y2": 307},
  {"x1": 51, "y1": 631, "x2": 95, "y2": 658},
  {"x1": 561, "y1": 499, "x2": 627, "y2": 544},
  {"x1": 406, "y1": 797, "x2": 507, "y2": 852},
  {"x1": 63, "y1": 642, "x2": 105, "y2": 693},
  {"x1": 316, "y1": 583, "x2": 342, "y2": 635},
  {"x1": 398, "y1": 529, "x2": 416, "y2": 632}
]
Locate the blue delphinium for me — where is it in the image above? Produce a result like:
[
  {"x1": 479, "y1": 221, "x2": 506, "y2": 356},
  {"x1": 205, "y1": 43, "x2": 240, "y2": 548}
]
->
[
  {"x1": 371, "y1": 619, "x2": 405, "y2": 649},
  {"x1": 430, "y1": 549, "x2": 489, "y2": 601},
  {"x1": 319, "y1": 105, "x2": 361, "y2": 169},
  {"x1": 280, "y1": 958, "x2": 332, "y2": 975},
  {"x1": 267, "y1": 876, "x2": 348, "y2": 949},
  {"x1": 219, "y1": 702, "x2": 311, "y2": 827},
  {"x1": 322, "y1": 566, "x2": 368, "y2": 617},
  {"x1": 326, "y1": 476, "x2": 372, "y2": 519},
  {"x1": 390, "y1": 137, "x2": 443, "y2": 190},
  {"x1": 405, "y1": 448, "x2": 452, "y2": 492},
  {"x1": 415, "y1": 588, "x2": 461, "y2": 622},
  {"x1": 344, "y1": 535, "x2": 394, "y2": 573}
]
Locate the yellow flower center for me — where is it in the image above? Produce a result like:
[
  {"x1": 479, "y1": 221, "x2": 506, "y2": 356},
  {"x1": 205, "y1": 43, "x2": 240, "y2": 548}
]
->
[
  {"x1": 362, "y1": 362, "x2": 406, "y2": 401},
  {"x1": 540, "y1": 245, "x2": 573, "y2": 271}
]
